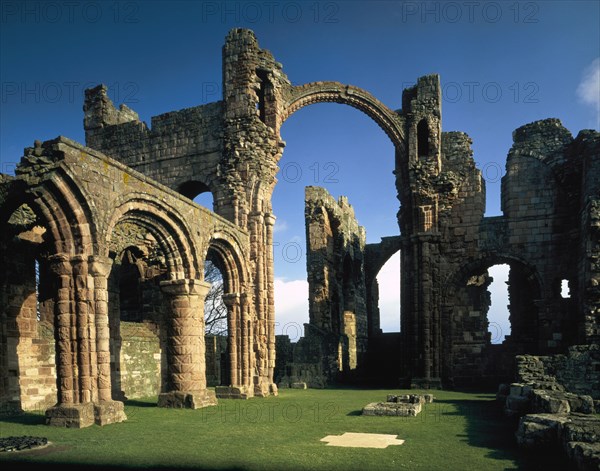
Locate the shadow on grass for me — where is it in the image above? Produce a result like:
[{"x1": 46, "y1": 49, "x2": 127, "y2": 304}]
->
[
  {"x1": 438, "y1": 396, "x2": 570, "y2": 470},
  {"x1": 0, "y1": 462, "x2": 247, "y2": 471},
  {"x1": 0, "y1": 411, "x2": 45, "y2": 425},
  {"x1": 124, "y1": 399, "x2": 157, "y2": 408},
  {"x1": 346, "y1": 410, "x2": 362, "y2": 416}
]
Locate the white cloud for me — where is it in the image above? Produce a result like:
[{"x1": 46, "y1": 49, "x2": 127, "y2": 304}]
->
[
  {"x1": 376, "y1": 252, "x2": 401, "y2": 332},
  {"x1": 273, "y1": 220, "x2": 288, "y2": 233},
  {"x1": 274, "y1": 277, "x2": 308, "y2": 341},
  {"x1": 577, "y1": 58, "x2": 600, "y2": 130}
]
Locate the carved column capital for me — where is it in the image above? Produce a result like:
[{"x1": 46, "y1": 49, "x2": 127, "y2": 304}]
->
[
  {"x1": 47, "y1": 253, "x2": 73, "y2": 276},
  {"x1": 264, "y1": 213, "x2": 276, "y2": 227},
  {"x1": 222, "y1": 292, "x2": 241, "y2": 308},
  {"x1": 88, "y1": 255, "x2": 113, "y2": 277},
  {"x1": 160, "y1": 278, "x2": 211, "y2": 299}
]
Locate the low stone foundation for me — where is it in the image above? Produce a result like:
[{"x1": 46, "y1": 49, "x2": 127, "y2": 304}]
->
[
  {"x1": 158, "y1": 390, "x2": 217, "y2": 409},
  {"x1": 499, "y1": 348, "x2": 600, "y2": 470},
  {"x1": 362, "y1": 394, "x2": 434, "y2": 417},
  {"x1": 516, "y1": 413, "x2": 600, "y2": 470},
  {"x1": 215, "y1": 386, "x2": 253, "y2": 400},
  {"x1": 94, "y1": 401, "x2": 127, "y2": 426},
  {"x1": 45, "y1": 403, "x2": 95, "y2": 428}
]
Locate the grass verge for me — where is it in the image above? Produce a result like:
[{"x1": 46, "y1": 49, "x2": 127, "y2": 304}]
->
[{"x1": 0, "y1": 388, "x2": 568, "y2": 470}]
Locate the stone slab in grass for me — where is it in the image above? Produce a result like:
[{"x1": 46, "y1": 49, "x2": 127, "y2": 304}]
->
[
  {"x1": 321, "y1": 432, "x2": 405, "y2": 448},
  {"x1": 362, "y1": 401, "x2": 422, "y2": 416}
]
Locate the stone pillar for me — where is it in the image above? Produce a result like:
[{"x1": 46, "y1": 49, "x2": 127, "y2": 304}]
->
[
  {"x1": 45, "y1": 254, "x2": 95, "y2": 428},
  {"x1": 216, "y1": 293, "x2": 255, "y2": 399},
  {"x1": 265, "y1": 213, "x2": 278, "y2": 396},
  {"x1": 89, "y1": 255, "x2": 126, "y2": 425},
  {"x1": 72, "y1": 256, "x2": 92, "y2": 404},
  {"x1": 249, "y1": 211, "x2": 270, "y2": 397},
  {"x1": 240, "y1": 292, "x2": 252, "y2": 387},
  {"x1": 48, "y1": 255, "x2": 76, "y2": 405},
  {"x1": 223, "y1": 293, "x2": 240, "y2": 386},
  {"x1": 46, "y1": 254, "x2": 126, "y2": 427},
  {"x1": 405, "y1": 235, "x2": 443, "y2": 389},
  {"x1": 158, "y1": 279, "x2": 217, "y2": 409}
]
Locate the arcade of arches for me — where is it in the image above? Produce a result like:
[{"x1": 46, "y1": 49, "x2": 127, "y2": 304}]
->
[{"x1": 1, "y1": 29, "x2": 598, "y2": 427}]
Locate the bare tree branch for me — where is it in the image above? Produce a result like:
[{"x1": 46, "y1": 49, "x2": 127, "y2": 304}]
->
[{"x1": 204, "y1": 260, "x2": 228, "y2": 336}]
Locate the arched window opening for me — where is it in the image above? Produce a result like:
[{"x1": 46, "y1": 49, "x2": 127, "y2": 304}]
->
[
  {"x1": 487, "y1": 264, "x2": 510, "y2": 344},
  {"x1": 376, "y1": 251, "x2": 401, "y2": 333},
  {"x1": 193, "y1": 193, "x2": 214, "y2": 211},
  {"x1": 256, "y1": 69, "x2": 271, "y2": 125},
  {"x1": 417, "y1": 119, "x2": 430, "y2": 157},
  {"x1": 204, "y1": 259, "x2": 228, "y2": 387},
  {"x1": 560, "y1": 279, "x2": 571, "y2": 298},
  {"x1": 178, "y1": 180, "x2": 214, "y2": 211}
]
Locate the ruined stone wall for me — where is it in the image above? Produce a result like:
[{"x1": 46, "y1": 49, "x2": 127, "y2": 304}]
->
[
  {"x1": 0, "y1": 134, "x2": 250, "y2": 423},
  {"x1": 0, "y1": 206, "x2": 57, "y2": 412},
  {"x1": 514, "y1": 345, "x2": 600, "y2": 400},
  {"x1": 115, "y1": 322, "x2": 162, "y2": 399},
  {"x1": 205, "y1": 335, "x2": 227, "y2": 387},
  {"x1": 304, "y1": 186, "x2": 367, "y2": 382},
  {"x1": 85, "y1": 86, "x2": 223, "y2": 203},
  {"x1": 440, "y1": 120, "x2": 599, "y2": 385}
]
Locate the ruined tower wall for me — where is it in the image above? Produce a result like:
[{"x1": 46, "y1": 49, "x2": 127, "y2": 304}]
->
[
  {"x1": 304, "y1": 186, "x2": 368, "y2": 380},
  {"x1": 439, "y1": 120, "x2": 599, "y2": 385},
  {"x1": 85, "y1": 87, "x2": 223, "y2": 202}
]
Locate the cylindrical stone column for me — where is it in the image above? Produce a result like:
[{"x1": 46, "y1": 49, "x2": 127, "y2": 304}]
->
[
  {"x1": 160, "y1": 279, "x2": 212, "y2": 393},
  {"x1": 240, "y1": 292, "x2": 251, "y2": 387},
  {"x1": 223, "y1": 293, "x2": 241, "y2": 386},
  {"x1": 264, "y1": 213, "x2": 276, "y2": 387},
  {"x1": 72, "y1": 255, "x2": 92, "y2": 403},
  {"x1": 88, "y1": 256, "x2": 113, "y2": 402},
  {"x1": 48, "y1": 254, "x2": 75, "y2": 405},
  {"x1": 188, "y1": 279, "x2": 211, "y2": 392}
]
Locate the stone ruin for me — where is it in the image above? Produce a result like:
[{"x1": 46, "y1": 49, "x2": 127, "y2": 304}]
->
[
  {"x1": 498, "y1": 345, "x2": 600, "y2": 470},
  {"x1": 0, "y1": 29, "x2": 598, "y2": 430},
  {"x1": 362, "y1": 394, "x2": 434, "y2": 417}
]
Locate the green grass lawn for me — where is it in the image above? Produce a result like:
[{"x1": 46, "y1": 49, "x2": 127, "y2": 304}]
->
[{"x1": 0, "y1": 388, "x2": 567, "y2": 470}]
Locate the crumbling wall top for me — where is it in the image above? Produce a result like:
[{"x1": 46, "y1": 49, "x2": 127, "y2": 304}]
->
[
  {"x1": 84, "y1": 84, "x2": 142, "y2": 132},
  {"x1": 509, "y1": 118, "x2": 573, "y2": 163}
]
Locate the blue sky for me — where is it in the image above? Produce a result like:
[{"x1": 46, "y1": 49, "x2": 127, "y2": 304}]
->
[{"x1": 1, "y1": 1, "x2": 599, "y2": 338}]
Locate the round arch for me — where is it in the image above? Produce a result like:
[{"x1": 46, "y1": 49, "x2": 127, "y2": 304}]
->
[
  {"x1": 205, "y1": 232, "x2": 249, "y2": 294},
  {"x1": 442, "y1": 253, "x2": 543, "y2": 384},
  {"x1": 105, "y1": 194, "x2": 200, "y2": 280},
  {"x1": 281, "y1": 82, "x2": 406, "y2": 152},
  {"x1": 2, "y1": 166, "x2": 98, "y2": 256},
  {"x1": 444, "y1": 253, "x2": 543, "y2": 300}
]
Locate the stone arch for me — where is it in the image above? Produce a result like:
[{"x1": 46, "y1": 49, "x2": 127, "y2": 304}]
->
[
  {"x1": 2, "y1": 168, "x2": 97, "y2": 256},
  {"x1": 205, "y1": 232, "x2": 248, "y2": 294},
  {"x1": 444, "y1": 253, "x2": 543, "y2": 300},
  {"x1": 1, "y1": 170, "x2": 133, "y2": 425},
  {"x1": 365, "y1": 236, "x2": 402, "y2": 290},
  {"x1": 105, "y1": 194, "x2": 200, "y2": 280},
  {"x1": 206, "y1": 232, "x2": 252, "y2": 393},
  {"x1": 365, "y1": 237, "x2": 402, "y2": 336},
  {"x1": 281, "y1": 82, "x2": 406, "y2": 152},
  {"x1": 442, "y1": 253, "x2": 543, "y2": 385}
]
